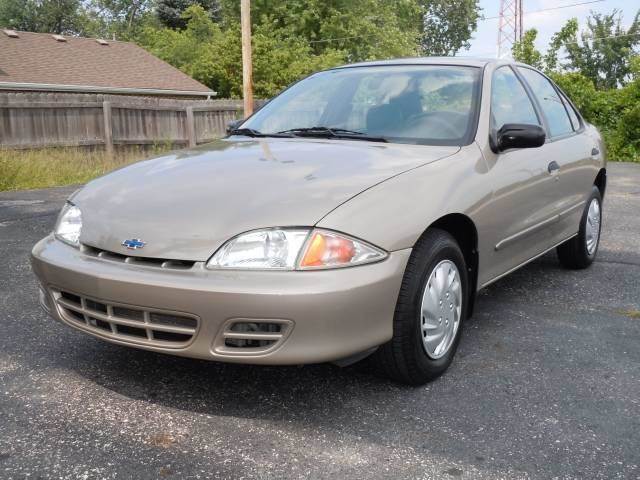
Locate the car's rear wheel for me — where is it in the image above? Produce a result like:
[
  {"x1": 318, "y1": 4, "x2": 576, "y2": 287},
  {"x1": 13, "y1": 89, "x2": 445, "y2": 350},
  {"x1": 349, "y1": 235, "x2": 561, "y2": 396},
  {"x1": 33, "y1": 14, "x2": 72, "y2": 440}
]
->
[
  {"x1": 557, "y1": 186, "x2": 602, "y2": 269},
  {"x1": 374, "y1": 229, "x2": 468, "y2": 385}
]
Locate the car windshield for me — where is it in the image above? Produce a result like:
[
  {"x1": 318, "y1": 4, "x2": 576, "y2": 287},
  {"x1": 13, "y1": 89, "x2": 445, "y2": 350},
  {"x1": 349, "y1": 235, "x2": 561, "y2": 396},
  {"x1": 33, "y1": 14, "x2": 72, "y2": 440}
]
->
[{"x1": 240, "y1": 65, "x2": 481, "y2": 146}]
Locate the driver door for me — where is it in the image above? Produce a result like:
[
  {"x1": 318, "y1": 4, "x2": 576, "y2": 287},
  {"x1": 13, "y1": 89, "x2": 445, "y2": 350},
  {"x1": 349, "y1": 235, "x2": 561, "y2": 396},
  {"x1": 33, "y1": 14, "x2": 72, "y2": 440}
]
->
[{"x1": 480, "y1": 66, "x2": 560, "y2": 284}]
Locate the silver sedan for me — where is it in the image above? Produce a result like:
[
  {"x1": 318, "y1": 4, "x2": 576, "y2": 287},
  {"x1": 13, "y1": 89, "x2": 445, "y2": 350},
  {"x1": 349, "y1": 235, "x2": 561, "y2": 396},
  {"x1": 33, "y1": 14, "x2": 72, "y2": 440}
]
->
[{"x1": 32, "y1": 57, "x2": 606, "y2": 384}]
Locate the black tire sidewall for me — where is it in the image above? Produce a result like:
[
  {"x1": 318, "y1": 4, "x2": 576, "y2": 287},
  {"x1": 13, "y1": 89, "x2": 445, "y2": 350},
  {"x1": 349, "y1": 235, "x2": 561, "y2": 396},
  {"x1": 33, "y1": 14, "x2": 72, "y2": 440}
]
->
[{"x1": 407, "y1": 233, "x2": 468, "y2": 375}]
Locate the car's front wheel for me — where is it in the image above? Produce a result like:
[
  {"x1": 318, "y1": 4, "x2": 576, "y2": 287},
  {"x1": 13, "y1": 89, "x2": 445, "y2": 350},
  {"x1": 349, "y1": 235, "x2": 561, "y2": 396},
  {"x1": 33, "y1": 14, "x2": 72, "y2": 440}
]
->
[
  {"x1": 557, "y1": 186, "x2": 602, "y2": 269},
  {"x1": 374, "y1": 229, "x2": 468, "y2": 385}
]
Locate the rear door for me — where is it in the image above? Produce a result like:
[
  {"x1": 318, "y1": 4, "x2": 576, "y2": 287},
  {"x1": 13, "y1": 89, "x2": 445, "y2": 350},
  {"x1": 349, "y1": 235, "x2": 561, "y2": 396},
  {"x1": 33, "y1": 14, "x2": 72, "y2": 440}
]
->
[{"x1": 516, "y1": 67, "x2": 593, "y2": 245}]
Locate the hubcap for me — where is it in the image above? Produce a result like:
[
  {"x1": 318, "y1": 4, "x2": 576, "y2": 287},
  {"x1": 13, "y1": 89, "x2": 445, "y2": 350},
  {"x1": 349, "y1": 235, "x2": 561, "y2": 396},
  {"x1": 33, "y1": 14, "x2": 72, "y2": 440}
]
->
[
  {"x1": 585, "y1": 198, "x2": 601, "y2": 255},
  {"x1": 420, "y1": 260, "x2": 462, "y2": 359}
]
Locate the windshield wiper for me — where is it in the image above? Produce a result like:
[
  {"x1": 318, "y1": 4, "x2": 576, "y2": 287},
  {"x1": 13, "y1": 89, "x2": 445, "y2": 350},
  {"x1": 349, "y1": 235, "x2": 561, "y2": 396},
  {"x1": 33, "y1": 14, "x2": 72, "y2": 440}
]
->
[
  {"x1": 277, "y1": 126, "x2": 387, "y2": 143},
  {"x1": 228, "y1": 127, "x2": 263, "y2": 137},
  {"x1": 278, "y1": 127, "x2": 365, "y2": 135},
  {"x1": 228, "y1": 128, "x2": 293, "y2": 138}
]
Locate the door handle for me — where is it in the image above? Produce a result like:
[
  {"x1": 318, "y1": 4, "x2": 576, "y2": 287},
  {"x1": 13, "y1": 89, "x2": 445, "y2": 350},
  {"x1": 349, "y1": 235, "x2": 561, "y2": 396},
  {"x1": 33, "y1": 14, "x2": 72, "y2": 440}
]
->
[{"x1": 548, "y1": 161, "x2": 560, "y2": 174}]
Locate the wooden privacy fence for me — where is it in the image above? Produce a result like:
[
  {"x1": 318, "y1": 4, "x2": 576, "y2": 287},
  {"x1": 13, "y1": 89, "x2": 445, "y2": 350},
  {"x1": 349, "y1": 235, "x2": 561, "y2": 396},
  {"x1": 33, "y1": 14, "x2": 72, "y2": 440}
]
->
[{"x1": 0, "y1": 92, "x2": 265, "y2": 151}]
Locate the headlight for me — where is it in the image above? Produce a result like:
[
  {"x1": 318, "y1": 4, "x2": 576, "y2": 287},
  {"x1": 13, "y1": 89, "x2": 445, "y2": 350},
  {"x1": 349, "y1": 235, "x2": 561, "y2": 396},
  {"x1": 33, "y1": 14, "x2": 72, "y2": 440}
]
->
[
  {"x1": 207, "y1": 229, "x2": 309, "y2": 269},
  {"x1": 207, "y1": 228, "x2": 387, "y2": 270},
  {"x1": 54, "y1": 203, "x2": 82, "y2": 247}
]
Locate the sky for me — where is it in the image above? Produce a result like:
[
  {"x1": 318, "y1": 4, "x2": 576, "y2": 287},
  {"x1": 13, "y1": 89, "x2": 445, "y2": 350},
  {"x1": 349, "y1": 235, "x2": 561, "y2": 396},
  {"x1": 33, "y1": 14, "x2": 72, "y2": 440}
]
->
[{"x1": 464, "y1": 0, "x2": 639, "y2": 58}]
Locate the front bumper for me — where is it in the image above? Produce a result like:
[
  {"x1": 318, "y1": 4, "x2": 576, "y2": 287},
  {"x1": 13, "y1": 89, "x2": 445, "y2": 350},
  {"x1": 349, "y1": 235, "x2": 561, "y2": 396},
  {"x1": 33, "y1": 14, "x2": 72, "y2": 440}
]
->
[{"x1": 31, "y1": 235, "x2": 410, "y2": 365}]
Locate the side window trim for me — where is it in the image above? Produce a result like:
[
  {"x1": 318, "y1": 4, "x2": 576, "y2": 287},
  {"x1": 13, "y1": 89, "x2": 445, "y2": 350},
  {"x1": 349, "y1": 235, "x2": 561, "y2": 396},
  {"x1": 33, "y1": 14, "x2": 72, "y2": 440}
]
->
[
  {"x1": 516, "y1": 66, "x2": 577, "y2": 141},
  {"x1": 557, "y1": 89, "x2": 584, "y2": 133},
  {"x1": 511, "y1": 66, "x2": 551, "y2": 139},
  {"x1": 548, "y1": 78, "x2": 581, "y2": 133}
]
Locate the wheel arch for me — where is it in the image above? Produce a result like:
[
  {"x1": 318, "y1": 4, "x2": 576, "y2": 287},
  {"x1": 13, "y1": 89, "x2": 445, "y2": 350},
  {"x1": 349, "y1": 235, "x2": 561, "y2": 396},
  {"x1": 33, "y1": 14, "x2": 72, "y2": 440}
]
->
[
  {"x1": 420, "y1": 213, "x2": 479, "y2": 318},
  {"x1": 594, "y1": 168, "x2": 607, "y2": 199}
]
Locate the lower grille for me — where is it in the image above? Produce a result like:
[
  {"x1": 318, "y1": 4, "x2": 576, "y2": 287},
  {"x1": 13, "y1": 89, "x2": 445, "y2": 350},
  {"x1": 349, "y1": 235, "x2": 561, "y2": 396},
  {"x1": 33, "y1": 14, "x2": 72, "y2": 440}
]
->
[
  {"x1": 214, "y1": 319, "x2": 293, "y2": 355},
  {"x1": 53, "y1": 290, "x2": 198, "y2": 348}
]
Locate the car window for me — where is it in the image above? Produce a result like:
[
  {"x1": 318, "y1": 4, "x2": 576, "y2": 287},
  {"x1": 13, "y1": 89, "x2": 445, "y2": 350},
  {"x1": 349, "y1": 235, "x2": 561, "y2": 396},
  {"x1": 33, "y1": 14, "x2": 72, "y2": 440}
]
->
[
  {"x1": 343, "y1": 68, "x2": 476, "y2": 140},
  {"x1": 518, "y1": 67, "x2": 574, "y2": 138},
  {"x1": 491, "y1": 66, "x2": 540, "y2": 130},
  {"x1": 248, "y1": 77, "x2": 342, "y2": 133},
  {"x1": 242, "y1": 65, "x2": 481, "y2": 146},
  {"x1": 559, "y1": 92, "x2": 581, "y2": 131}
]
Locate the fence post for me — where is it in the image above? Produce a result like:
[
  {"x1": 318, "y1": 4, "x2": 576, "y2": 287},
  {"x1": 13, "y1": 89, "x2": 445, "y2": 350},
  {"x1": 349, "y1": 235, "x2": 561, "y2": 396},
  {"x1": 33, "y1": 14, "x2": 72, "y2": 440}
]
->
[
  {"x1": 185, "y1": 106, "x2": 196, "y2": 148},
  {"x1": 102, "y1": 101, "x2": 114, "y2": 157}
]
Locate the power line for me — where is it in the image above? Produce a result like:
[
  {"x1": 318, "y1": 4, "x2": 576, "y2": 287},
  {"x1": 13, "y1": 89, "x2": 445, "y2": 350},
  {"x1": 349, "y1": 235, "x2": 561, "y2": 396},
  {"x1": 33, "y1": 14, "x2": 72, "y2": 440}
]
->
[
  {"x1": 309, "y1": 34, "x2": 370, "y2": 44},
  {"x1": 308, "y1": 30, "x2": 639, "y2": 56},
  {"x1": 460, "y1": 32, "x2": 640, "y2": 57},
  {"x1": 561, "y1": 31, "x2": 640, "y2": 46},
  {"x1": 482, "y1": 0, "x2": 606, "y2": 21}
]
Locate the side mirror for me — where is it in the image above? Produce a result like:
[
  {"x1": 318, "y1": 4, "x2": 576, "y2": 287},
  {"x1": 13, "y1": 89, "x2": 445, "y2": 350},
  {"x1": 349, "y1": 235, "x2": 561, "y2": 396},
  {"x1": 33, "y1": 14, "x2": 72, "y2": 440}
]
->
[
  {"x1": 226, "y1": 119, "x2": 243, "y2": 135},
  {"x1": 494, "y1": 123, "x2": 546, "y2": 152}
]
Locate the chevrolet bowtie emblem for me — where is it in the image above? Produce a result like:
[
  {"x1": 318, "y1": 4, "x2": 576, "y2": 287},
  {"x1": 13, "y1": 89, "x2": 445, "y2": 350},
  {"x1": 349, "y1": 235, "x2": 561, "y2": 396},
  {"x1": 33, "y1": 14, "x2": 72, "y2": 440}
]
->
[{"x1": 121, "y1": 238, "x2": 146, "y2": 250}]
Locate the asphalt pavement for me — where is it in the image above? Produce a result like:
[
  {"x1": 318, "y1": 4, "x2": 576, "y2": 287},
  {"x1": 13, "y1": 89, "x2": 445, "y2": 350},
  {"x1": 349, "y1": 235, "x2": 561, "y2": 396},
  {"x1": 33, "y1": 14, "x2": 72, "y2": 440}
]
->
[{"x1": 1, "y1": 162, "x2": 639, "y2": 479}]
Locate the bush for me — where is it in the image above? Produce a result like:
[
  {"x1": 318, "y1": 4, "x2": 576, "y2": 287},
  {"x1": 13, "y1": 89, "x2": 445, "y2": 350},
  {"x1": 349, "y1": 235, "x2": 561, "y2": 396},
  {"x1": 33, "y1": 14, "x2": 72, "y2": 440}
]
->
[{"x1": 551, "y1": 70, "x2": 640, "y2": 162}]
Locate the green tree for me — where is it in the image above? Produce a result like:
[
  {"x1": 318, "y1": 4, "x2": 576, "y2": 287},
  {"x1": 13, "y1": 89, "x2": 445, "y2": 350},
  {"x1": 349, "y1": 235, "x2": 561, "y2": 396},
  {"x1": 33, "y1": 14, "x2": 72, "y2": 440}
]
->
[
  {"x1": 608, "y1": 56, "x2": 640, "y2": 161},
  {"x1": 156, "y1": 0, "x2": 220, "y2": 29},
  {"x1": 419, "y1": 0, "x2": 481, "y2": 56},
  {"x1": 139, "y1": 5, "x2": 343, "y2": 98},
  {"x1": 215, "y1": 0, "x2": 421, "y2": 62},
  {"x1": 546, "y1": 10, "x2": 640, "y2": 88},
  {"x1": 83, "y1": 0, "x2": 155, "y2": 39},
  {"x1": 139, "y1": 0, "x2": 484, "y2": 97},
  {"x1": 550, "y1": 58, "x2": 640, "y2": 162},
  {"x1": 544, "y1": 18, "x2": 578, "y2": 72},
  {"x1": 512, "y1": 28, "x2": 543, "y2": 69},
  {"x1": 0, "y1": 0, "x2": 88, "y2": 34},
  {"x1": 217, "y1": 0, "x2": 481, "y2": 59}
]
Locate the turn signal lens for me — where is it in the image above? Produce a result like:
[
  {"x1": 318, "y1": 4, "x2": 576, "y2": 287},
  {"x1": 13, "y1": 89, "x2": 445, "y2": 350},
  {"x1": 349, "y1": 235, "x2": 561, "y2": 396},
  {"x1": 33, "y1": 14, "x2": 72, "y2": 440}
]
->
[{"x1": 298, "y1": 230, "x2": 386, "y2": 269}]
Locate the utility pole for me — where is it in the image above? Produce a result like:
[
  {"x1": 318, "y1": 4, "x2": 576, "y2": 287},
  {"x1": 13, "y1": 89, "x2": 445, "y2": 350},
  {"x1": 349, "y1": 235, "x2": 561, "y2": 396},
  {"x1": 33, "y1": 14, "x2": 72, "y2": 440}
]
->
[{"x1": 240, "y1": 0, "x2": 253, "y2": 117}]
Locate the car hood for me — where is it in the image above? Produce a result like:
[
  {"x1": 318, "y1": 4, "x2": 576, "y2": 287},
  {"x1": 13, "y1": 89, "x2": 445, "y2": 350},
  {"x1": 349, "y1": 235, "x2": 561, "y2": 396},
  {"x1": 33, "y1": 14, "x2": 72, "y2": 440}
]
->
[{"x1": 74, "y1": 138, "x2": 458, "y2": 261}]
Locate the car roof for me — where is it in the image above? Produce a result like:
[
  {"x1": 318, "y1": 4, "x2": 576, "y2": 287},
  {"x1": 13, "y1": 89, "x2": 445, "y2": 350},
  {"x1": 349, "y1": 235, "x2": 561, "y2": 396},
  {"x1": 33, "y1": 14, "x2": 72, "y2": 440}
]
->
[{"x1": 333, "y1": 56, "x2": 510, "y2": 70}]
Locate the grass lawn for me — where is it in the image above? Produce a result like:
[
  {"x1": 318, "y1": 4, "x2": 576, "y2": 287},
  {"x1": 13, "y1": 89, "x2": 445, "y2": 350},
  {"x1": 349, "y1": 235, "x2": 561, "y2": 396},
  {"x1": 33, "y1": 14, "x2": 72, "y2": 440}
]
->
[{"x1": 0, "y1": 147, "x2": 172, "y2": 192}]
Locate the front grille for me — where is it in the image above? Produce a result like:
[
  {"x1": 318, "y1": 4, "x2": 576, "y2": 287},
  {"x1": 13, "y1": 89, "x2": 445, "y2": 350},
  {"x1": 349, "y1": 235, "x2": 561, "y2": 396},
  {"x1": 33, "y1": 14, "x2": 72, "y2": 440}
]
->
[
  {"x1": 214, "y1": 319, "x2": 293, "y2": 354},
  {"x1": 81, "y1": 244, "x2": 195, "y2": 270},
  {"x1": 53, "y1": 290, "x2": 198, "y2": 348}
]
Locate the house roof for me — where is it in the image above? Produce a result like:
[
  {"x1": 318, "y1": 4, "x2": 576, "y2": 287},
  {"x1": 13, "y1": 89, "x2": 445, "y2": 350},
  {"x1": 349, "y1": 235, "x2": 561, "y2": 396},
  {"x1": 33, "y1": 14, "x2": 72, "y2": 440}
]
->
[{"x1": 0, "y1": 30, "x2": 215, "y2": 97}]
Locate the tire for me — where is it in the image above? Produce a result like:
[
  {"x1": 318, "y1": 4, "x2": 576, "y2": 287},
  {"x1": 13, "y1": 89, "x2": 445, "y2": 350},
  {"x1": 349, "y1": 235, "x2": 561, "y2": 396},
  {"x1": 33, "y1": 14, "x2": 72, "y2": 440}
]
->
[
  {"x1": 557, "y1": 186, "x2": 602, "y2": 269},
  {"x1": 374, "y1": 228, "x2": 468, "y2": 385}
]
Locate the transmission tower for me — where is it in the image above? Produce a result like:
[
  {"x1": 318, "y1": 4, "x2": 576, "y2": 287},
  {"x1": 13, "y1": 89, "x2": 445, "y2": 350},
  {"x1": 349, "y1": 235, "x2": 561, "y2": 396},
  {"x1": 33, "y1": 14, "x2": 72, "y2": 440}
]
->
[{"x1": 497, "y1": 0, "x2": 523, "y2": 58}]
